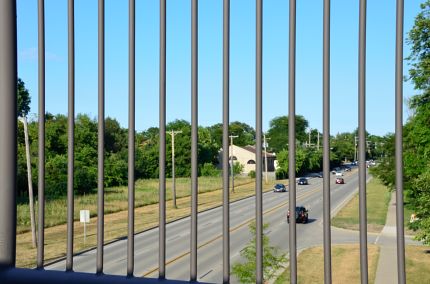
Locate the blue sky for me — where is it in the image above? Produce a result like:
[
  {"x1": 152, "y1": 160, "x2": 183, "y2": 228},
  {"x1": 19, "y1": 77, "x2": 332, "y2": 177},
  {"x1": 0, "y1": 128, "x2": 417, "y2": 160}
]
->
[{"x1": 17, "y1": 0, "x2": 423, "y2": 136}]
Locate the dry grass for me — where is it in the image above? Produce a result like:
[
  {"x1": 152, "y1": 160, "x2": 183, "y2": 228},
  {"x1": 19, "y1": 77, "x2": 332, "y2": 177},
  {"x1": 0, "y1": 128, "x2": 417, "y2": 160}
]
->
[
  {"x1": 331, "y1": 178, "x2": 391, "y2": 233},
  {"x1": 406, "y1": 245, "x2": 430, "y2": 283},
  {"x1": 16, "y1": 177, "x2": 285, "y2": 268},
  {"x1": 17, "y1": 176, "x2": 253, "y2": 233},
  {"x1": 275, "y1": 244, "x2": 380, "y2": 284}
]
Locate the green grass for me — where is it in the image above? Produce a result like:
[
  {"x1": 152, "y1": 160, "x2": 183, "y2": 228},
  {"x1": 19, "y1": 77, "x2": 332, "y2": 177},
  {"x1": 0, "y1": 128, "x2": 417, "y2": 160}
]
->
[
  {"x1": 274, "y1": 244, "x2": 380, "y2": 284},
  {"x1": 331, "y1": 178, "x2": 391, "y2": 233},
  {"x1": 406, "y1": 245, "x2": 430, "y2": 283},
  {"x1": 16, "y1": 176, "x2": 254, "y2": 233}
]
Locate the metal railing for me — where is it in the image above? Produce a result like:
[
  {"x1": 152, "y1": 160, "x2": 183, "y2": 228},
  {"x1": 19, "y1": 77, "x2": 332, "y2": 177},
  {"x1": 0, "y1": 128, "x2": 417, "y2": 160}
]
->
[{"x1": 0, "y1": 0, "x2": 406, "y2": 283}]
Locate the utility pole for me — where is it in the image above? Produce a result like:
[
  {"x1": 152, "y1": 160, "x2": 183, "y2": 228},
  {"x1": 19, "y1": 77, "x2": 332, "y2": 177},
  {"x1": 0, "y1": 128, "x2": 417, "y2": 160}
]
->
[
  {"x1": 167, "y1": 130, "x2": 182, "y2": 209},
  {"x1": 317, "y1": 131, "x2": 320, "y2": 149},
  {"x1": 263, "y1": 134, "x2": 271, "y2": 184},
  {"x1": 229, "y1": 135, "x2": 238, "y2": 193},
  {"x1": 354, "y1": 136, "x2": 358, "y2": 162},
  {"x1": 19, "y1": 117, "x2": 37, "y2": 248},
  {"x1": 308, "y1": 129, "x2": 311, "y2": 147}
]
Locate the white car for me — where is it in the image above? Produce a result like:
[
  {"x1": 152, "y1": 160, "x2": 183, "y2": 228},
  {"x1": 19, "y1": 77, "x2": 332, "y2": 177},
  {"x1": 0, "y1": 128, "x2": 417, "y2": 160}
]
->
[{"x1": 335, "y1": 171, "x2": 344, "y2": 177}]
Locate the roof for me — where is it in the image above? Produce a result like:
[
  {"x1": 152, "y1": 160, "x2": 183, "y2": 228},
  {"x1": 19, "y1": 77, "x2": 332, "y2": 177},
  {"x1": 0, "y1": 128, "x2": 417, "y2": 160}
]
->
[{"x1": 242, "y1": 145, "x2": 276, "y2": 158}]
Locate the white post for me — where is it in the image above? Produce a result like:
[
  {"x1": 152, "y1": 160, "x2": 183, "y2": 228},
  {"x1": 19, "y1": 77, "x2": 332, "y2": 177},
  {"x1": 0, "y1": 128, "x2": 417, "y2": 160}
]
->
[
  {"x1": 229, "y1": 135, "x2": 238, "y2": 193},
  {"x1": 167, "y1": 130, "x2": 182, "y2": 208},
  {"x1": 19, "y1": 117, "x2": 37, "y2": 248},
  {"x1": 263, "y1": 134, "x2": 270, "y2": 184}
]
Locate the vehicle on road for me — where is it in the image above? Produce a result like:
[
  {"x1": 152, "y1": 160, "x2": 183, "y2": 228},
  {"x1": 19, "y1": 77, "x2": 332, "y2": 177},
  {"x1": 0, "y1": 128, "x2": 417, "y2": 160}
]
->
[
  {"x1": 336, "y1": 177, "x2": 345, "y2": 184},
  {"x1": 335, "y1": 171, "x2": 344, "y2": 177},
  {"x1": 287, "y1": 206, "x2": 309, "y2": 224},
  {"x1": 297, "y1": 177, "x2": 309, "y2": 185},
  {"x1": 273, "y1": 183, "x2": 287, "y2": 192}
]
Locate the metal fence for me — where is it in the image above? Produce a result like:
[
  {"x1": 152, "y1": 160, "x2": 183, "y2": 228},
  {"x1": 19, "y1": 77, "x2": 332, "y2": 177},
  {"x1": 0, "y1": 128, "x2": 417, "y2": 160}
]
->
[{"x1": 0, "y1": 0, "x2": 406, "y2": 283}]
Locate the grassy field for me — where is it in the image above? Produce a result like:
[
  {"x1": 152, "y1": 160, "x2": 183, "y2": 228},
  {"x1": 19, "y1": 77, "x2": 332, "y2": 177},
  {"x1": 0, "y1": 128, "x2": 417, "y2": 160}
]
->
[
  {"x1": 17, "y1": 176, "x2": 254, "y2": 233},
  {"x1": 16, "y1": 176, "x2": 282, "y2": 268},
  {"x1": 406, "y1": 245, "x2": 430, "y2": 283},
  {"x1": 274, "y1": 244, "x2": 380, "y2": 284},
  {"x1": 331, "y1": 178, "x2": 391, "y2": 233}
]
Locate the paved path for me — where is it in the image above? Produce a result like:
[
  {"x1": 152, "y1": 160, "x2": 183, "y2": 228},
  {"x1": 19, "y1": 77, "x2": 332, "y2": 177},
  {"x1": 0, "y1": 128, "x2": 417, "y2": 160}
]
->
[{"x1": 374, "y1": 191, "x2": 420, "y2": 284}]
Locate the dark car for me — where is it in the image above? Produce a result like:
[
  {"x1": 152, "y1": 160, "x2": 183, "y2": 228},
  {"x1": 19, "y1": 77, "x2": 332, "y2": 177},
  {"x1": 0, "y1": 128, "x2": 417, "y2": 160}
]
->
[
  {"x1": 273, "y1": 183, "x2": 287, "y2": 192},
  {"x1": 297, "y1": 177, "x2": 309, "y2": 185},
  {"x1": 287, "y1": 206, "x2": 309, "y2": 224},
  {"x1": 335, "y1": 177, "x2": 345, "y2": 184}
]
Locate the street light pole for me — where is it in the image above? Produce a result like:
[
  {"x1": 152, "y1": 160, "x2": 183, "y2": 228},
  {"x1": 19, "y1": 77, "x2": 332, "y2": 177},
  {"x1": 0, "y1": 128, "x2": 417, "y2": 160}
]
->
[
  {"x1": 263, "y1": 134, "x2": 270, "y2": 184},
  {"x1": 229, "y1": 135, "x2": 238, "y2": 193},
  {"x1": 167, "y1": 130, "x2": 182, "y2": 208}
]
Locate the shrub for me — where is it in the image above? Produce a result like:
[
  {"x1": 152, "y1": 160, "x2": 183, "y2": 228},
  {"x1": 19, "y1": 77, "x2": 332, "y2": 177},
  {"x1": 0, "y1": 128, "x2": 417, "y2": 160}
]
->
[{"x1": 200, "y1": 163, "x2": 221, "y2": 177}]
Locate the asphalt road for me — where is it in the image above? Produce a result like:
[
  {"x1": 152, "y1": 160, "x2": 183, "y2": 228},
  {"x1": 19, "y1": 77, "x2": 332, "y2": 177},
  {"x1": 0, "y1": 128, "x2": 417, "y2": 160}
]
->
[{"x1": 46, "y1": 170, "x2": 372, "y2": 283}]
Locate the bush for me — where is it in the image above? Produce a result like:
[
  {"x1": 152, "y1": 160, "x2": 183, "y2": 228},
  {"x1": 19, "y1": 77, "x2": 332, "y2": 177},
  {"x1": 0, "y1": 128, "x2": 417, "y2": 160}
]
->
[
  {"x1": 248, "y1": 170, "x2": 256, "y2": 178},
  {"x1": 275, "y1": 168, "x2": 287, "y2": 180},
  {"x1": 232, "y1": 222, "x2": 287, "y2": 283},
  {"x1": 233, "y1": 162, "x2": 244, "y2": 175},
  {"x1": 200, "y1": 163, "x2": 221, "y2": 177}
]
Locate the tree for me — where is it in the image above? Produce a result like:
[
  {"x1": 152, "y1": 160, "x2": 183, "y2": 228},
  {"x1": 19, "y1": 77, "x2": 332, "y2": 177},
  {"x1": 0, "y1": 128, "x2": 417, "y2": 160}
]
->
[
  {"x1": 232, "y1": 222, "x2": 287, "y2": 283},
  {"x1": 208, "y1": 122, "x2": 256, "y2": 149},
  {"x1": 403, "y1": 1, "x2": 430, "y2": 244},
  {"x1": 266, "y1": 115, "x2": 309, "y2": 153},
  {"x1": 17, "y1": 78, "x2": 31, "y2": 117}
]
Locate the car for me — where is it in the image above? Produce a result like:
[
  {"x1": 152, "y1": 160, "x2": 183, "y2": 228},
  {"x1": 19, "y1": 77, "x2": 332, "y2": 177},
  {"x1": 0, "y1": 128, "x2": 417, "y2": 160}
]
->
[
  {"x1": 336, "y1": 177, "x2": 345, "y2": 184},
  {"x1": 335, "y1": 171, "x2": 344, "y2": 177},
  {"x1": 297, "y1": 177, "x2": 309, "y2": 185},
  {"x1": 287, "y1": 206, "x2": 309, "y2": 224},
  {"x1": 273, "y1": 183, "x2": 287, "y2": 192}
]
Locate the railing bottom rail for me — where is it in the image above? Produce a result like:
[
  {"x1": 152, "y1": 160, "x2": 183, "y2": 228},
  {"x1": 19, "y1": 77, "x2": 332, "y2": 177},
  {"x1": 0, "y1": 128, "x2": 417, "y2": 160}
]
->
[{"x1": 0, "y1": 268, "x2": 211, "y2": 284}]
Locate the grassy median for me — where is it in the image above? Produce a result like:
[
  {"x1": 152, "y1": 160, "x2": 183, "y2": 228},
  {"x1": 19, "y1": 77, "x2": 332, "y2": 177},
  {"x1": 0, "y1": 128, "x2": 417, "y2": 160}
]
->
[
  {"x1": 16, "y1": 176, "x2": 282, "y2": 268},
  {"x1": 331, "y1": 178, "x2": 391, "y2": 233},
  {"x1": 274, "y1": 244, "x2": 380, "y2": 284}
]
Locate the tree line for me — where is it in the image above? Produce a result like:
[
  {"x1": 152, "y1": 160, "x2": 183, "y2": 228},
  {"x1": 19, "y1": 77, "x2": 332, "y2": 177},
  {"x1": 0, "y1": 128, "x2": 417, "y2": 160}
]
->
[
  {"x1": 371, "y1": 1, "x2": 430, "y2": 245},
  {"x1": 17, "y1": 85, "x2": 386, "y2": 199}
]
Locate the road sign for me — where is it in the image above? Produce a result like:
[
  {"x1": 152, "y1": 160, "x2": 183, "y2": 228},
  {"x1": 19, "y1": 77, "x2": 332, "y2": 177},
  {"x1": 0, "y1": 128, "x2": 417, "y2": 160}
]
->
[
  {"x1": 80, "y1": 210, "x2": 90, "y2": 223},
  {"x1": 80, "y1": 210, "x2": 90, "y2": 244}
]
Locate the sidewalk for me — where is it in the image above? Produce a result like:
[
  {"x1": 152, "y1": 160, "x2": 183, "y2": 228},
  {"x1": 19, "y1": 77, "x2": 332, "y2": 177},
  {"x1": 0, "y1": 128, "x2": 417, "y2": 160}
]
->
[{"x1": 374, "y1": 191, "x2": 404, "y2": 284}]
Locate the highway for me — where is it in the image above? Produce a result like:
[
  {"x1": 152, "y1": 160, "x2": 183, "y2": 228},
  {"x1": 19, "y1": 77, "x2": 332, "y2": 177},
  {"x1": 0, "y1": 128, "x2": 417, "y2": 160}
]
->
[{"x1": 47, "y1": 170, "x2": 372, "y2": 283}]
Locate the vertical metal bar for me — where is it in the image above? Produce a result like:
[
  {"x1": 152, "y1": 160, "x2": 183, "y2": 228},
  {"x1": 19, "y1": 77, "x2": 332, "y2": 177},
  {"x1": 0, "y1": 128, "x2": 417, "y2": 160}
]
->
[
  {"x1": 159, "y1": 0, "x2": 167, "y2": 279},
  {"x1": 127, "y1": 0, "x2": 136, "y2": 277},
  {"x1": 66, "y1": 0, "x2": 75, "y2": 272},
  {"x1": 322, "y1": 0, "x2": 332, "y2": 283},
  {"x1": 255, "y1": 0, "x2": 263, "y2": 283},
  {"x1": 96, "y1": 0, "x2": 105, "y2": 275},
  {"x1": 190, "y1": 0, "x2": 198, "y2": 281},
  {"x1": 0, "y1": 0, "x2": 17, "y2": 268},
  {"x1": 358, "y1": 0, "x2": 368, "y2": 283},
  {"x1": 222, "y1": 1, "x2": 230, "y2": 282},
  {"x1": 395, "y1": 0, "x2": 406, "y2": 283},
  {"x1": 288, "y1": 0, "x2": 297, "y2": 283},
  {"x1": 37, "y1": 0, "x2": 45, "y2": 269}
]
